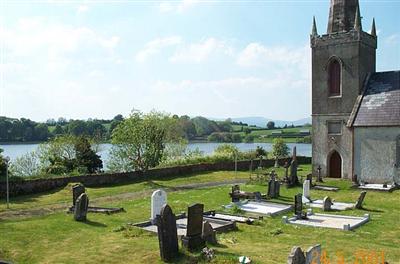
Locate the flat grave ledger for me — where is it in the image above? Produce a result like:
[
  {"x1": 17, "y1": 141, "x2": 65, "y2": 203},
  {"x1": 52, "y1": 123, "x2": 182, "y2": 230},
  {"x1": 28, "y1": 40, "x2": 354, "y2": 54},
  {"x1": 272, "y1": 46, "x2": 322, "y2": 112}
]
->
[
  {"x1": 224, "y1": 200, "x2": 292, "y2": 216},
  {"x1": 203, "y1": 211, "x2": 258, "y2": 224},
  {"x1": 358, "y1": 184, "x2": 398, "y2": 192},
  {"x1": 306, "y1": 200, "x2": 354, "y2": 211},
  {"x1": 282, "y1": 211, "x2": 370, "y2": 231},
  {"x1": 133, "y1": 213, "x2": 236, "y2": 236}
]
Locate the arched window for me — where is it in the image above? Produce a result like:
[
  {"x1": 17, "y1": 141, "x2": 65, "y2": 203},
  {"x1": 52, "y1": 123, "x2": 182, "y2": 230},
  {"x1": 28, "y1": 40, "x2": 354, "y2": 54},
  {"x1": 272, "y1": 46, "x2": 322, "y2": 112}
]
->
[{"x1": 328, "y1": 59, "x2": 341, "y2": 96}]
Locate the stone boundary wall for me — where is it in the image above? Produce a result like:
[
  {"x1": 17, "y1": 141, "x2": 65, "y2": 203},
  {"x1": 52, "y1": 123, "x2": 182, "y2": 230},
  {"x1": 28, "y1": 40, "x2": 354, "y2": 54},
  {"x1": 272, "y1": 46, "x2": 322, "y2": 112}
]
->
[{"x1": 0, "y1": 157, "x2": 311, "y2": 197}]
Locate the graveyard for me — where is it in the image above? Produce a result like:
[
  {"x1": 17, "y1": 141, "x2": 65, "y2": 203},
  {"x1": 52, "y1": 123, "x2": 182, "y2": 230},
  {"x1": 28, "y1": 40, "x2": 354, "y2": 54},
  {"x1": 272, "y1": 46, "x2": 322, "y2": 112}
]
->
[{"x1": 0, "y1": 164, "x2": 400, "y2": 263}]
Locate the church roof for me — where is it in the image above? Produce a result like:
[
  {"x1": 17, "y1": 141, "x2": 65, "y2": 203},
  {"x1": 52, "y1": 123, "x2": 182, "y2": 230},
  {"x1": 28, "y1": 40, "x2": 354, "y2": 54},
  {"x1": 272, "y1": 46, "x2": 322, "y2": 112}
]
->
[{"x1": 350, "y1": 71, "x2": 400, "y2": 127}]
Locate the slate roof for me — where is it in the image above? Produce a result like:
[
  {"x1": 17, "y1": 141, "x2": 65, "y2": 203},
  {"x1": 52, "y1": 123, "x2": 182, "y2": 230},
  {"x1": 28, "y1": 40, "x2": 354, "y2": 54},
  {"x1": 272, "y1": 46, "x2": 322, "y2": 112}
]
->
[{"x1": 350, "y1": 71, "x2": 400, "y2": 127}]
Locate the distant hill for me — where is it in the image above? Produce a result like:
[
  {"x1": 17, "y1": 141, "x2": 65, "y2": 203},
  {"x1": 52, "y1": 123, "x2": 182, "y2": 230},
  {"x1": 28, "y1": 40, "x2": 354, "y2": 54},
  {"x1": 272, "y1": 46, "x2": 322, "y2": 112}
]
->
[{"x1": 210, "y1": 116, "x2": 311, "y2": 128}]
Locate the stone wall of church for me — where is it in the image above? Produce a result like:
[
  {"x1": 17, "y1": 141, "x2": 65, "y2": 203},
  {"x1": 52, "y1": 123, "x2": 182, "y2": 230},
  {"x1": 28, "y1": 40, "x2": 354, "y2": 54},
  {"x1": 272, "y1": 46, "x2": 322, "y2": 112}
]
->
[
  {"x1": 312, "y1": 114, "x2": 353, "y2": 179},
  {"x1": 354, "y1": 127, "x2": 400, "y2": 184}
]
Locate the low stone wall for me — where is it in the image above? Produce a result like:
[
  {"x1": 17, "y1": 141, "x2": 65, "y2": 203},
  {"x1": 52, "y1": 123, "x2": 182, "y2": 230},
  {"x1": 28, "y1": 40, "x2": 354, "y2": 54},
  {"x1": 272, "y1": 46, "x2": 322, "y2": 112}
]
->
[{"x1": 0, "y1": 157, "x2": 311, "y2": 197}]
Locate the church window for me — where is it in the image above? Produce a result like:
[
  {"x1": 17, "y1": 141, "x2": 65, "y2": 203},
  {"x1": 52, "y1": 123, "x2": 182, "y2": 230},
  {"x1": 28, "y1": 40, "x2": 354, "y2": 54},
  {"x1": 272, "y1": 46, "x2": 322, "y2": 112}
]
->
[
  {"x1": 327, "y1": 121, "x2": 342, "y2": 135},
  {"x1": 328, "y1": 59, "x2": 341, "y2": 96}
]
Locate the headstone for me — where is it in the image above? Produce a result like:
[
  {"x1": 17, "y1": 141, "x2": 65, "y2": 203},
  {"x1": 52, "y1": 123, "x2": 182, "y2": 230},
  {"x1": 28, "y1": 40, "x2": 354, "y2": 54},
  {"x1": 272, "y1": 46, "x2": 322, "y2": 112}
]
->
[
  {"x1": 322, "y1": 196, "x2": 332, "y2": 211},
  {"x1": 151, "y1": 189, "x2": 167, "y2": 221},
  {"x1": 317, "y1": 165, "x2": 323, "y2": 182},
  {"x1": 72, "y1": 183, "x2": 85, "y2": 207},
  {"x1": 156, "y1": 204, "x2": 179, "y2": 262},
  {"x1": 294, "y1": 194, "x2": 303, "y2": 218},
  {"x1": 306, "y1": 174, "x2": 313, "y2": 186},
  {"x1": 231, "y1": 185, "x2": 240, "y2": 202},
  {"x1": 305, "y1": 244, "x2": 321, "y2": 264},
  {"x1": 284, "y1": 161, "x2": 290, "y2": 182},
  {"x1": 303, "y1": 180, "x2": 311, "y2": 201},
  {"x1": 74, "y1": 193, "x2": 89, "y2": 221},
  {"x1": 182, "y1": 203, "x2": 205, "y2": 251},
  {"x1": 254, "y1": 192, "x2": 262, "y2": 202},
  {"x1": 355, "y1": 191, "x2": 367, "y2": 209},
  {"x1": 268, "y1": 177, "x2": 280, "y2": 198},
  {"x1": 289, "y1": 147, "x2": 299, "y2": 186},
  {"x1": 201, "y1": 221, "x2": 217, "y2": 244},
  {"x1": 288, "y1": 246, "x2": 306, "y2": 264}
]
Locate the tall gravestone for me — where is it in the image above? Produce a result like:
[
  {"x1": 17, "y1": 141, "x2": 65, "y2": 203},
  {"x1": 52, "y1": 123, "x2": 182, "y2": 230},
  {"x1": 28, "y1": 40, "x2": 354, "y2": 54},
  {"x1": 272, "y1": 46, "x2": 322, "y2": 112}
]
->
[
  {"x1": 322, "y1": 196, "x2": 332, "y2": 211},
  {"x1": 302, "y1": 180, "x2": 311, "y2": 202},
  {"x1": 289, "y1": 147, "x2": 299, "y2": 186},
  {"x1": 156, "y1": 204, "x2": 179, "y2": 262},
  {"x1": 151, "y1": 189, "x2": 167, "y2": 222},
  {"x1": 317, "y1": 165, "x2": 323, "y2": 182},
  {"x1": 182, "y1": 203, "x2": 205, "y2": 251},
  {"x1": 268, "y1": 177, "x2": 280, "y2": 198},
  {"x1": 74, "y1": 193, "x2": 89, "y2": 221},
  {"x1": 72, "y1": 183, "x2": 85, "y2": 207},
  {"x1": 355, "y1": 191, "x2": 367, "y2": 209},
  {"x1": 294, "y1": 193, "x2": 307, "y2": 219}
]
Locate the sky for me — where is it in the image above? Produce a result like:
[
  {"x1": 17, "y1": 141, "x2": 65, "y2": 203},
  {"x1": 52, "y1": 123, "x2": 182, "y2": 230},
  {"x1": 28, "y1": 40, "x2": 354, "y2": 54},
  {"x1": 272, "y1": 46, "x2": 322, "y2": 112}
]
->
[{"x1": 0, "y1": 0, "x2": 399, "y2": 122}]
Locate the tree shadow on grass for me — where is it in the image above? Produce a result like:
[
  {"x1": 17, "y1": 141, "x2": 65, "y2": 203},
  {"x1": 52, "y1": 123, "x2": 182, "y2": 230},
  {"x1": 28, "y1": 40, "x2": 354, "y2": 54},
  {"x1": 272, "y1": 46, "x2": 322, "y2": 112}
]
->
[
  {"x1": 359, "y1": 207, "x2": 384, "y2": 213},
  {"x1": 83, "y1": 219, "x2": 107, "y2": 227}
]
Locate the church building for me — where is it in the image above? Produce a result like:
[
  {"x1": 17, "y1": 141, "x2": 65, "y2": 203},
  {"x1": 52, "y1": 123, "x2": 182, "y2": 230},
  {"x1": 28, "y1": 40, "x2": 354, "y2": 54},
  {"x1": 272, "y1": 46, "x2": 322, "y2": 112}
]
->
[{"x1": 311, "y1": 0, "x2": 400, "y2": 184}]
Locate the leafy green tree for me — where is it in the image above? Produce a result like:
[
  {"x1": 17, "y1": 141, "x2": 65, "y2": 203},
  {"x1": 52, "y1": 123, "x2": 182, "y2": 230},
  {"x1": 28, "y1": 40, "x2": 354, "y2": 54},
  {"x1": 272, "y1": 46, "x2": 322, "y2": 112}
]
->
[
  {"x1": 67, "y1": 120, "x2": 87, "y2": 136},
  {"x1": 109, "y1": 110, "x2": 181, "y2": 172},
  {"x1": 34, "y1": 123, "x2": 50, "y2": 141},
  {"x1": 74, "y1": 137, "x2": 103, "y2": 173},
  {"x1": 9, "y1": 151, "x2": 42, "y2": 178},
  {"x1": 271, "y1": 138, "x2": 289, "y2": 167},
  {"x1": 255, "y1": 146, "x2": 267, "y2": 158},
  {"x1": 267, "y1": 121, "x2": 275, "y2": 129},
  {"x1": 0, "y1": 148, "x2": 7, "y2": 178},
  {"x1": 53, "y1": 124, "x2": 64, "y2": 136},
  {"x1": 244, "y1": 134, "x2": 255, "y2": 143},
  {"x1": 214, "y1": 144, "x2": 239, "y2": 159}
]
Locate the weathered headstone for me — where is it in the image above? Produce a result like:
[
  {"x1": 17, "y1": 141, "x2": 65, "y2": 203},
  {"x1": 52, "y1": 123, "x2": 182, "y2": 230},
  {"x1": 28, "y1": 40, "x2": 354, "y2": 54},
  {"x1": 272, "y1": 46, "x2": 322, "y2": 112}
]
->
[
  {"x1": 74, "y1": 193, "x2": 89, "y2": 221},
  {"x1": 294, "y1": 194, "x2": 307, "y2": 219},
  {"x1": 72, "y1": 183, "x2": 85, "y2": 207},
  {"x1": 254, "y1": 191, "x2": 262, "y2": 202},
  {"x1": 201, "y1": 221, "x2": 217, "y2": 244},
  {"x1": 231, "y1": 185, "x2": 240, "y2": 202},
  {"x1": 182, "y1": 203, "x2": 205, "y2": 251},
  {"x1": 156, "y1": 204, "x2": 179, "y2": 262},
  {"x1": 303, "y1": 180, "x2": 311, "y2": 202},
  {"x1": 355, "y1": 191, "x2": 367, "y2": 209},
  {"x1": 289, "y1": 147, "x2": 299, "y2": 186},
  {"x1": 268, "y1": 177, "x2": 280, "y2": 198},
  {"x1": 288, "y1": 246, "x2": 306, "y2": 264},
  {"x1": 151, "y1": 189, "x2": 167, "y2": 222},
  {"x1": 322, "y1": 196, "x2": 332, "y2": 211},
  {"x1": 317, "y1": 165, "x2": 323, "y2": 182},
  {"x1": 305, "y1": 244, "x2": 321, "y2": 264}
]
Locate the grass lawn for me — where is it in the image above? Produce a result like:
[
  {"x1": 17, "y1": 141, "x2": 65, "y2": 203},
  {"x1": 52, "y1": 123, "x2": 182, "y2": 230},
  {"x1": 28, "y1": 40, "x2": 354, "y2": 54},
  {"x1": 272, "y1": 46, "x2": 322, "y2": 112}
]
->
[{"x1": 1, "y1": 165, "x2": 399, "y2": 263}]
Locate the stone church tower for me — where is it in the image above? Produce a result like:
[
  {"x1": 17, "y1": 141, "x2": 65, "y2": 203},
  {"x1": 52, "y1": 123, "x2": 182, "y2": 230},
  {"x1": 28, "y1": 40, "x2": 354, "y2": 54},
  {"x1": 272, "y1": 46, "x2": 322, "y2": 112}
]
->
[{"x1": 311, "y1": 0, "x2": 377, "y2": 179}]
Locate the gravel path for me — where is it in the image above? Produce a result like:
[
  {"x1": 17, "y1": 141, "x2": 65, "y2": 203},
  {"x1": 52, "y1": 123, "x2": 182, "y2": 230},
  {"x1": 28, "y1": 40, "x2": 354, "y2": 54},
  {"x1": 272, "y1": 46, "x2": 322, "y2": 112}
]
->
[{"x1": 0, "y1": 179, "x2": 247, "y2": 221}]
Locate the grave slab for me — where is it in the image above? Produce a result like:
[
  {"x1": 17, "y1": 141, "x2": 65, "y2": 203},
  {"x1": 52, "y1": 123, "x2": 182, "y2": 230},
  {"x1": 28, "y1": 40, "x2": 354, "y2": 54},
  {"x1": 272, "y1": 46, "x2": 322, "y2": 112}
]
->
[
  {"x1": 224, "y1": 200, "x2": 292, "y2": 216},
  {"x1": 283, "y1": 212, "x2": 370, "y2": 231},
  {"x1": 358, "y1": 184, "x2": 398, "y2": 192},
  {"x1": 307, "y1": 200, "x2": 354, "y2": 211}
]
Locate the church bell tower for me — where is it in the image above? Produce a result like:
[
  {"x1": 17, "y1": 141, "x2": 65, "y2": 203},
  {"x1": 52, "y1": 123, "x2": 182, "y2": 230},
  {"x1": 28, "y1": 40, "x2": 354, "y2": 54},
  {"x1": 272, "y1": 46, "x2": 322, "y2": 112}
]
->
[{"x1": 311, "y1": 0, "x2": 377, "y2": 179}]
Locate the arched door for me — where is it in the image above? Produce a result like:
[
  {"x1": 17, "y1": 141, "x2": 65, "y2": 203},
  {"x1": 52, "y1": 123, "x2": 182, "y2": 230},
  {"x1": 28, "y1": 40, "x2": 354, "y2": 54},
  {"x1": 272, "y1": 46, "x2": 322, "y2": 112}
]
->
[{"x1": 329, "y1": 151, "x2": 342, "y2": 178}]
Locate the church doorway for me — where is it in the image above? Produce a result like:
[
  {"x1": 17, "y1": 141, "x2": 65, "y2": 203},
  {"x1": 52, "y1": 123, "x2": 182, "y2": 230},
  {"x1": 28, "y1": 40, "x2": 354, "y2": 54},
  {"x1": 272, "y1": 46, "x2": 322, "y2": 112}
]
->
[{"x1": 328, "y1": 151, "x2": 342, "y2": 178}]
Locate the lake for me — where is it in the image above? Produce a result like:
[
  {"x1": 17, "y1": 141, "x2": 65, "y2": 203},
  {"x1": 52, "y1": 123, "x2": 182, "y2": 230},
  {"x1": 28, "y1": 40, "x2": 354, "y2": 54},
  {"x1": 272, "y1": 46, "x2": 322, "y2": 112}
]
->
[{"x1": 0, "y1": 142, "x2": 311, "y2": 166}]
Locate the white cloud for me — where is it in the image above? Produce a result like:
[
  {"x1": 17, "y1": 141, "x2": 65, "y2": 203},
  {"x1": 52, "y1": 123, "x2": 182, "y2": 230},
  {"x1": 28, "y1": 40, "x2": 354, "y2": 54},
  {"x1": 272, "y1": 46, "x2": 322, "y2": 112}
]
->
[
  {"x1": 169, "y1": 38, "x2": 233, "y2": 63},
  {"x1": 135, "y1": 36, "x2": 182, "y2": 62},
  {"x1": 158, "y1": 0, "x2": 200, "y2": 13},
  {"x1": 77, "y1": 5, "x2": 89, "y2": 14}
]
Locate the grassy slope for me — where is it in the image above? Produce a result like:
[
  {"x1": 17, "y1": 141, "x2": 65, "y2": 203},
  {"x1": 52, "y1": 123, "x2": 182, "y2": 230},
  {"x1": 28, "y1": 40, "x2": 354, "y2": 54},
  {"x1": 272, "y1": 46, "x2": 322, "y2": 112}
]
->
[{"x1": 1, "y1": 165, "x2": 399, "y2": 264}]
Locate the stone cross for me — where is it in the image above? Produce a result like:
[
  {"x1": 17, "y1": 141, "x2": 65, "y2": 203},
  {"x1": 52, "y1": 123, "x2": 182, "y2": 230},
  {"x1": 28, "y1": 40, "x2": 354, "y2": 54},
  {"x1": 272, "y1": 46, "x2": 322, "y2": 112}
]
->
[
  {"x1": 288, "y1": 246, "x2": 306, "y2": 264},
  {"x1": 322, "y1": 196, "x2": 332, "y2": 211},
  {"x1": 303, "y1": 180, "x2": 311, "y2": 202},
  {"x1": 305, "y1": 244, "x2": 321, "y2": 264},
  {"x1": 355, "y1": 191, "x2": 367, "y2": 209},
  {"x1": 74, "y1": 193, "x2": 89, "y2": 222},
  {"x1": 72, "y1": 183, "x2": 85, "y2": 207},
  {"x1": 156, "y1": 204, "x2": 179, "y2": 262},
  {"x1": 151, "y1": 189, "x2": 167, "y2": 222},
  {"x1": 201, "y1": 221, "x2": 217, "y2": 245},
  {"x1": 182, "y1": 203, "x2": 205, "y2": 251}
]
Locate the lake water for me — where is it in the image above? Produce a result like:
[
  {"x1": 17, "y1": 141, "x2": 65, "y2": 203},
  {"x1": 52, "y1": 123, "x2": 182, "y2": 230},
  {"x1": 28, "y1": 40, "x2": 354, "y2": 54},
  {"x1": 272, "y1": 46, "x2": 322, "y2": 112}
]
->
[{"x1": 0, "y1": 142, "x2": 311, "y2": 166}]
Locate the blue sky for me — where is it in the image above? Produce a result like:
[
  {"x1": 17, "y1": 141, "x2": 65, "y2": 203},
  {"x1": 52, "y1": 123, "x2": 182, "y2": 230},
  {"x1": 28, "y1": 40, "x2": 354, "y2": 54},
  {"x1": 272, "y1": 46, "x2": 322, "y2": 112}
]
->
[{"x1": 1, "y1": 0, "x2": 399, "y2": 122}]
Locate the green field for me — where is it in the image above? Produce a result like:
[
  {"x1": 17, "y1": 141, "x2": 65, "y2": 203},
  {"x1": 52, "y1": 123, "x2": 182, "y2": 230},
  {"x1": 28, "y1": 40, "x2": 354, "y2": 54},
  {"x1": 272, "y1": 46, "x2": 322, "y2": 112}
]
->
[{"x1": 1, "y1": 165, "x2": 399, "y2": 263}]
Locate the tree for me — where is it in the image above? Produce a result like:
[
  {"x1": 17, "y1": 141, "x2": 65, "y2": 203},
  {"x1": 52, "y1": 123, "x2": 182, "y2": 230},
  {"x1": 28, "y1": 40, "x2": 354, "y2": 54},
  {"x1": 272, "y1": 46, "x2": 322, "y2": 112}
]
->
[
  {"x1": 214, "y1": 144, "x2": 239, "y2": 159},
  {"x1": 67, "y1": 120, "x2": 87, "y2": 136},
  {"x1": 53, "y1": 124, "x2": 64, "y2": 136},
  {"x1": 243, "y1": 127, "x2": 251, "y2": 135},
  {"x1": 267, "y1": 121, "x2": 275, "y2": 130},
  {"x1": 0, "y1": 148, "x2": 7, "y2": 179},
  {"x1": 109, "y1": 110, "x2": 181, "y2": 172},
  {"x1": 255, "y1": 146, "x2": 267, "y2": 157},
  {"x1": 74, "y1": 137, "x2": 103, "y2": 173},
  {"x1": 271, "y1": 138, "x2": 289, "y2": 167}
]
